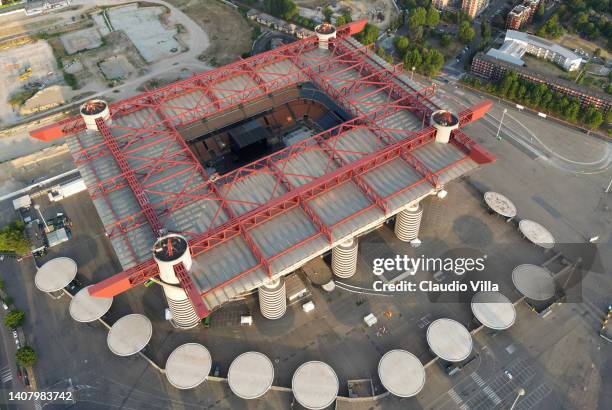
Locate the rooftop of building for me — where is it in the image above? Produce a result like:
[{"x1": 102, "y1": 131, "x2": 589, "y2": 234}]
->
[
  {"x1": 505, "y1": 30, "x2": 583, "y2": 63},
  {"x1": 474, "y1": 52, "x2": 612, "y2": 102}
]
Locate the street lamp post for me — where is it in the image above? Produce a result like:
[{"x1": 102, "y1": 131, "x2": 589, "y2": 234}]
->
[
  {"x1": 34, "y1": 204, "x2": 50, "y2": 233},
  {"x1": 509, "y1": 388, "x2": 526, "y2": 410},
  {"x1": 496, "y1": 108, "x2": 507, "y2": 141}
]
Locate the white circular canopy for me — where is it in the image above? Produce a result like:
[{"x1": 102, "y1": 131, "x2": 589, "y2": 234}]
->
[
  {"x1": 519, "y1": 220, "x2": 555, "y2": 249},
  {"x1": 165, "y1": 343, "x2": 212, "y2": 389},
  {"x1": 426, "y1": 319, "x2": 473, "y2": 362},
  {"x1": 471, "y1": 291, "x2": 516, "y2": 330},
  {"x1": 35, "y1": 257, "x2": 77, "y2": 292},
  {"x1": 107, "y1": 314, "x2": 152, "y2": 356},
  {"x1": 292, "y1": 361, "x2": 339, "y2": 410},
  {"x1": 378, "y1": 350, "x2": 426, "y2": 397},
  {"x1": 484, "y1": 191, "x2": 517, "y2": 218},
  {"x1": 69, "y1": 286, "x2": 113, "y2": 322},
  {"x1": 512, "y1": 264, "x2": 556, "y2": 301},
  {"x1": 228, "y1": 351, "x2": 274, "y2": 399}
]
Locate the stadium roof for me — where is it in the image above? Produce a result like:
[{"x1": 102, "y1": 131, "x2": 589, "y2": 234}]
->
[{"x1": 31, "y1": 21, "x2": 494, "y2": 317}]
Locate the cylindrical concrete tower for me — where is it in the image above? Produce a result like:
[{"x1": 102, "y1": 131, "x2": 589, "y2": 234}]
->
[
  {"x1": 259, "y1": 277, "x2": 287, "y2": 320},
  {"x1": 331, "y1": 237, "x2": 358, "y2": 279},
  {"x1": 153, "y1": 234, "x2": 199, "y2": 329},
  {"x1": 431, "y1": 110, "x2": 459, "y2": 144},
  {"x1": 315, "y1": 23, "x2": 336, "y2": 49},
  {"x1": 80, "y1": 99, "x2": 111, "y2": 131},
  {"x1": 395, "y1": 203, "x2": 423, "y2": 242}
]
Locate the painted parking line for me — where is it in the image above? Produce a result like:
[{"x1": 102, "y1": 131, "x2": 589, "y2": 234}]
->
[
  {"x1": 0, "y1": 366, "x2": 12, "y2": 383},
  {"x1": 516, "y1": 384, "x2": 553, "y2": 410}
]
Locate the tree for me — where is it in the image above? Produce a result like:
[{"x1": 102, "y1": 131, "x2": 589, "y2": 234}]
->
[
  {"x1": 458, "y1": 21, "x2": 475, "y2": 43},
  {"x1": 440, "y1": 33, "x2": 452, "y2": 47},
  {"x1": 393, "y1": 36, "x2": 410, "y2": 55},
  {"x1": 581, "y1": 104, "x2": 605, "y2": 129},
  {"x1": 355, "y1": 23, "x2": 379, "y2": 45},
  {"x1": 404, "y1": 48, "x2": 422, "y2": 70},
  {"x1": 16, "y1": 346, "x2": 37, "y2": 368},
  {"x1": 0, "y1": 221, "x2": 30, "y2": 255},
  {"x1": 480, "y1": 20, "x2": 491, "y2": 41},
  {"x1": 263, "y1": 0, "x2": 298, "y2": 20},
  {"x1": 537, "y1": 13, "x2": 563, "y2": 39},
  {"x1": 422, "y1": 49, "x2": 445, "y2": 76},
  {"x1": 426, "y1": 7, "x2": 440, "y2": 29},
  {"x1": 335, "y1": 9, "x2": 352, "y2": 26},
  {"x1": 408, "y1": 7, "x2": 427, "y2": 31},
  {"x1": 4, "y1": 310, "x2": 25, "y2": 330},
  {"x1": 322, "y1": 6, "x2": 333, "y2": 23}
]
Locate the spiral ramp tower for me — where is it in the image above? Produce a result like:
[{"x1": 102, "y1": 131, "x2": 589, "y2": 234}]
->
[
  {"x1": 394, "y1": 203, "x2": 423, "y2": 242},
  {"x1": 153, "y1": 234, "x2": 200, "y2": 329},
  {"x1": 331, "y1": 237, "x2": 358, "y2": 279},
  {"x1": 259, "y1": 277, "x2": 287, "y2": 320}
]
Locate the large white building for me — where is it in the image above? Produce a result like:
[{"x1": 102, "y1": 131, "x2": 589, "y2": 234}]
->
[{"x1": 486, "y1": 30, "x2": 582, "y2": 71}]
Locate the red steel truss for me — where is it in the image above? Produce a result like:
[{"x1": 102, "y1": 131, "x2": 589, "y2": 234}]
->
[{"x1": 31, "y1": 21, "x2": 494, "y2": 317}]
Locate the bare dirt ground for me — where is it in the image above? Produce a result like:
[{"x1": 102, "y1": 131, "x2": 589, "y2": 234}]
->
[
  {"x1": 167, "y1": 0, "x2": 252, "y2": 66},
  {"x1": 559, "y1": 34, "x2": 610, "y2": 60},
  {"x1": 295, "y1": 0, "x2": 399, "y2": 29},
  {"x1": 0, "y1": 40, "x2": 62, "y2": 126}
]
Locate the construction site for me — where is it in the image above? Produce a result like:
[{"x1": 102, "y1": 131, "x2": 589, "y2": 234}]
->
[{"x1": 23, "y1": 20, "x2": 593, "y2": 408}]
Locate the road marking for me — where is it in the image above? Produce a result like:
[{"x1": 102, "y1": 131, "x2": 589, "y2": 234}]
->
[
  {"x1": 0, "y1": 366, "x2": 12, "y2": 383},
  {"x1": 471, "y1": 372, "x2": 485, "y2": 387},
  {"x1": 516, "y1": 384, "x2": 553, "y2": 410},
  {"x1": 483, "y1": 386, "x2": 502, "y2": 405},
  {"x1": 448, "y1": 388, "x2": 463, "y2": 405}
]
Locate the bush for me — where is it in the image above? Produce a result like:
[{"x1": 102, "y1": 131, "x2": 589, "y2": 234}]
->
[
  {"x1": 355, "y1": 23, "x2": 379, "y2": 46},
  {"x1": 4, "y1": 310, "x2": 25, "y2": 330},
  {"x1": 0, "y1": 221, "x2": 31, "y2": 255},
  {"x1": 3, "y1": 296, "x2": 14, "y2": 306},
  {"x1": 63, "y1": 72, "x2": 77, "y2": 89},
  {"x1": 7, "y1": 88, "x2": 36, "y2": 107},
  {"x1": 16, "y1": 346, "x2": 37, "y2": 367}
]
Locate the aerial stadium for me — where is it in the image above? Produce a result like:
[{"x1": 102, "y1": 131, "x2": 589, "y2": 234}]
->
[{"x1": 31, "y1": 20, "x2": 494, "y2": 330}]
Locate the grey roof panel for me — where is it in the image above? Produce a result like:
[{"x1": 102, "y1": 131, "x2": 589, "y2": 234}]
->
[
  {"x1": 331, "y1": 127, "x2": 381, "y2": 164},
  {"x1": 249, "y1": 207, "x2": 329, "y2": 274},
  {"x1": 280, "y1": 149, "x2": 337, "y2": 186},
  {"x1": 221, "y1": 172, "x2": 287, "y2": 216}
]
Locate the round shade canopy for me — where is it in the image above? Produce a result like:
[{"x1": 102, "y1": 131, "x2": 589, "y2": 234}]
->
[
  {"x1": 292, "y1": 361, "x2": 339, "y2": 410},
  {"x1": 512, "y1": 264, "x2": 556, "y2": 301},
  {"x1": 69, "y1": 286, "x2": 113, "y2": 322},
  {"x1": 519, "y1": 220, "x2": 554, "y2": 249},
  {"x1": 484, "y1": 192, "x2": 517, "y2": 218},
  {"x1": 35, "y1": 257, "x2": 77, "y2": 292},
  {"x1": 165, "y1": 343, "x2": 212, "y2": 389},
  {"x1": 378, "y1": 350, "x2": 425, "y2": 397},
  {"x1": 471, "y1": 291, "x2": 516, "y2": 330},
  {"x1": 426, "y1": 319, "x2": 473, "y2": 362},
  {"x1": 228, "y1": 351, "x2": 274, "y2": 399},
  {"x1": 107, "y1": 314, "x2": 152, "y2": 356}
]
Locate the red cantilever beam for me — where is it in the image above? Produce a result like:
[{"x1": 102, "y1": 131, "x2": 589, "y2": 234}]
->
[
  {"x1": 96, "y1": 118, "x2": 163, "y2": 235},
  {"x1": 173, "y1": 263, "x2": 209, "y2": 318}
]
